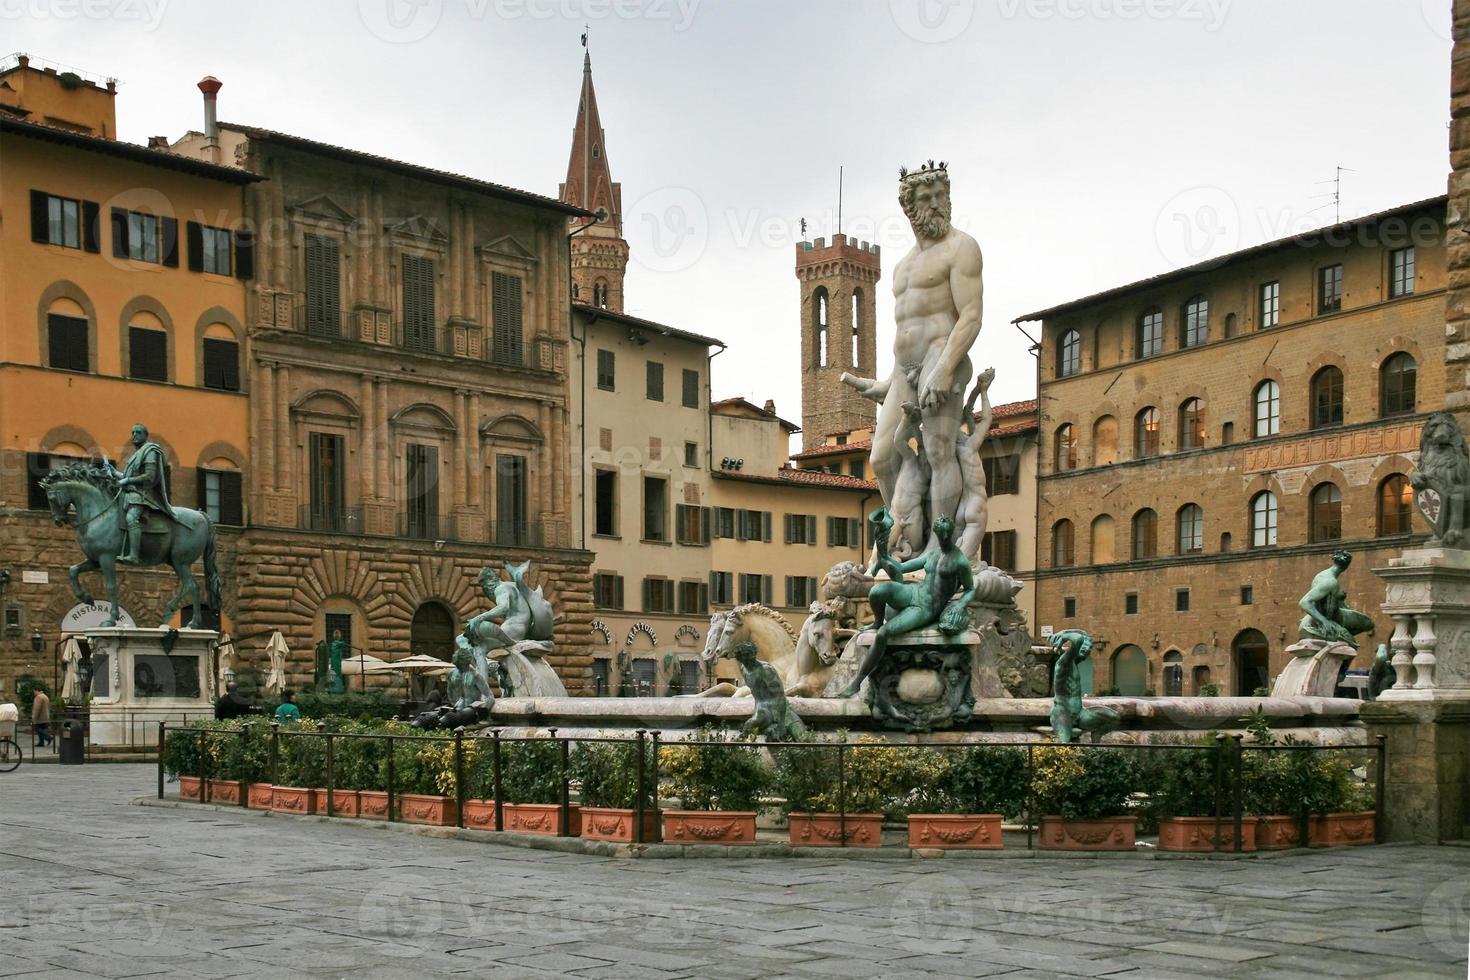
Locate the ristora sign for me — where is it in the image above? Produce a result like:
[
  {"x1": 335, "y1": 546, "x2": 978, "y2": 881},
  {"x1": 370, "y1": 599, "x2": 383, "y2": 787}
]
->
[{"x1": 62, "y1": 602, "x2": 134, "y2": 633}]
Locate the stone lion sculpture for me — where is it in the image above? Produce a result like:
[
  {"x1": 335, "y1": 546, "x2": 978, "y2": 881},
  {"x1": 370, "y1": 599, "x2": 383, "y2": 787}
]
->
[{"x1": 1411, "y1": 411, "x2": 1470, "y2": 547}]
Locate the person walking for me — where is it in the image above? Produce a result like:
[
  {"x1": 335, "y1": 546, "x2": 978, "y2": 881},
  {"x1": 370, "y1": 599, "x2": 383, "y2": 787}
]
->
[{"x1": 31, "y1": 688, "x2": 51, "y2": 748}]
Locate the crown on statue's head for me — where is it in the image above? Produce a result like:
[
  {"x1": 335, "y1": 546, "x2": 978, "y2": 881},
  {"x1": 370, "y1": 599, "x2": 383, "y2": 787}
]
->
[{"x1": 899, "y1": 159, "x2": 948, "y2": 180}]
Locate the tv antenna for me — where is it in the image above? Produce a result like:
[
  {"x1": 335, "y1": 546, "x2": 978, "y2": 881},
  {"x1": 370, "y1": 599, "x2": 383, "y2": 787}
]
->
[{"x1": 1310, "y1": 166, "x2": 1356, "y2": 223}]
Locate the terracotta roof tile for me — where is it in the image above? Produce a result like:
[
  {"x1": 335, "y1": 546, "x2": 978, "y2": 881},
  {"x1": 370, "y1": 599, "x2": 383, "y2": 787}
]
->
[
  {"x1": 789, "y1": 398, "x2": 1038, "y2": 459},
  {"x1": 714, "y1": 467, "x2": 877, "y2": 492}
]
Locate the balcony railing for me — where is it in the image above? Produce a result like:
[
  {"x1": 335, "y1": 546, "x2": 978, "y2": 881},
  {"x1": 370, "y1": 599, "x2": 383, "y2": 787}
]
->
[
  {"x1": 299, "y1": 505, "x2": 362, "y2": 534},
  {"x1": 490, "y1": 520, "x2": 541, "y2": 548},
  {"x1": 398, "y1": 511, "x2": 440, "y2": 541}
]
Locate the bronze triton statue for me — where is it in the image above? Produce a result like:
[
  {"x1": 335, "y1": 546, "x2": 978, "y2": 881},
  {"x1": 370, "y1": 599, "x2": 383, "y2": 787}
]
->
[{"x1": 1298, "y1": 549, "x2": 1376, "y2": 649}]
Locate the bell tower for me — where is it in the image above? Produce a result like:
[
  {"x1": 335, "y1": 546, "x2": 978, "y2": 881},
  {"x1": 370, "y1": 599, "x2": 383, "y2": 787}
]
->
[
  {"x1": 796, "y1": 234, "x2": 881, "y2": 452},
  {"x1": 559, "y1": 48, "x2": 629, "y2": 312}
]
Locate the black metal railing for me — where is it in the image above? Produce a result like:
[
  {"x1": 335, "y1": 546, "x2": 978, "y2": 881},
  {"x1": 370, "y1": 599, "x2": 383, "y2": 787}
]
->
[{"x1": 299, "y1": 506, "x2": 363, "y2": 534}]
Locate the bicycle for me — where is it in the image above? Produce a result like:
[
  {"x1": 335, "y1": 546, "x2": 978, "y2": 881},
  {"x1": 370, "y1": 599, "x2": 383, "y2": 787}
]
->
[{"x1": 0, "y1": 737, "x2": 21, "y2": 773}]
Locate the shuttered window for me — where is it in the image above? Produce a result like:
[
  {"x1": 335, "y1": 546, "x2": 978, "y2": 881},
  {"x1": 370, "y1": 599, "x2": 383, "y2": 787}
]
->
[
  {"x1": 784, "y1": 513, "x2": 818, "y2": 544},
  {"x1": 593, "y1": 572, "x2": 625, "y2": 610},
  {"x1": 491, "y1": 271, "x2": 524, "y2": 366},
  {"x1": 785, "y1": 576, "x2": 818, "y2": 608},
  {"x1": 187, "y1": 222, "x2": 233, "y2": 275},
  {"x1": 402, "y1": 254, "x2": 436, "y2": 352},
  {"x1": 646, "y1": 361, "x2": 664, "y2": 401},
  {"x1": 642, "y1": 576, "x2": 675, "y2": 613},
  {"x1": 682, "y1": 368, "x2": 699, "y2": 408},
  {"x1": 709, "y1": 571, "x2": 734, "y2": 604},
  {"x1": 47, "y1": 314, "x2": 89, "y2": 372},
  {"x1": 678, "y1": 581, "x2": 708, "y2": 615},
  {"x1": 675, "y1": 504, "x2": 709, "y2": 545},
  {"x1": 128, "y1": 327, "x2": 167, "y2": 381},
  {"x1": 30, "y1": 190, "x2": 96, "y2": 250},
  {"x1": 596, "y1": 349, "x2": 615, "y2": 390},
  {"x1": 405, "y1": 443, "x2": 440, "y2": 539},
  {"x1": 304, "y1": 234, "x2": 341, "y2": 336},
  {"x1": 202, "y1": 338, "x2": 240, "y2": 391},
  {"x1": 827, "y1": 516, "x2": 862, "y2": 547},
  {"x1": 197, "y1": 468, "x2": 243, "y2": 526}
]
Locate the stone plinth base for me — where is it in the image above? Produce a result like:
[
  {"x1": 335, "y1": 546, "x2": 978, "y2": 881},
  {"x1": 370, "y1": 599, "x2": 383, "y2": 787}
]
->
[
  {"x1": 1271, "y1": 639, "x2": 1356, "y2": 698},
  {"x1": 85, "y1": 626, "x2": 219, "y2": 745},
  {"x1": 1374, "y1": 546, "x2": 1470, "y2": 700},
  {"x1": 1361, "y1": 699, "x2": 1470, "y2": 843},
  {"x1": 494, "y1": 641, "x2": 566, "y2": 698}
]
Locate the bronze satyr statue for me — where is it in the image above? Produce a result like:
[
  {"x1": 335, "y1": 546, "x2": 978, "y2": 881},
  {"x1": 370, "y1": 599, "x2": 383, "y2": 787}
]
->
[
  {"x1": 729, "y1": 640, "x2": 807, "y2": 742},
  {"x1": 1298, "y1": 549, "x2": 1376, "y2": 649},
  {"x1": 1048, "y1": 629, "x2": 1120, "y2": 744}
]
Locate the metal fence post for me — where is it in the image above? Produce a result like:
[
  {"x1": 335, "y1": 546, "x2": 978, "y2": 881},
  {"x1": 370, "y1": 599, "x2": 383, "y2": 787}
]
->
[
  {"x1": 1374, "y1": 734, "x2": 1387, "y2": 845},
  {"x1": 325, "y1": 733, "x2": 335, "y2": 817},
  {"x1": 269, "y1": 722, "x2": 280, "y2": 788},
  {"x1": 1231, "y1": 734, "x2": 1244, "y2": 853},
  {"x1": 491, "y1": 729, "x2": 504, "y2": 832},
  {"x1": 1025, "y1": 742, "x2": 1035, "y2": 851},
  {"x1": 386, "y1": 734, "x2": 396, "y2": 823},
  {"x1": 239, "y1": 727, "x2": 249, "y2": 808},
  {"x1": 650, "y1": 731, "x2": 662, "y2": 844},
  {"x1": 1213, "y1": 734, "x2": 1226, "y2": 852},
  {"x1": 156, "y1": 721, "x2": 166, "y2": 799},
  {"x1": 454, "y1": 728, "x2": 466, "y2": 830},
  {"x1": 837, "y1": 740, "x2": 847, "y2": 849},
  {"x1": 633, "y1": 729, "x2": 647, "y2": 844},
  {"x1": 558, "y1": 730, "x2": 571, "y2": 838},
  {"x1": 200, "y1": 728, "x2": 210, "y2": 803}
]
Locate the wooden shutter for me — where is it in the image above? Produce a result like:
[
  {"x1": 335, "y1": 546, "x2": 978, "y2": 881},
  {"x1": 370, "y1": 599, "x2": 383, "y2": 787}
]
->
[
  {"x1": 762, "y1": 575, "x2": 773, "y2": 605},
  {"x1": 785, "y1": 577, "x2": 794, "y2": 607},
  {"x1": 30, "y1": 190, "x2": 49, "y2": 242},
  {"x1": 698, "y1": 582, "x2": 708, "y2": 613},
  {"x1": 195, "y1": 467, "x2": 208, "y2": 511},
  {"x1": 642, "y1": 577, "x2": 652, "y2": 613},
  {"x1": 762, "y1": 512, "x2": 772, "y2": 542},
  {"x1": 848, "y1": 518, "x2": 862, "y2": 548},
  {"x1": 305, "y1": 235, "x2": 341, "y2": 335},
  {"x1": 161, "y1": 216, "x2": 179, "y2": 267},
  {"x1": 664, "y1": 580, "x2": 675, "y2": 612},
  {"x1": 805, "y1": 515, "x2": 817, "y2": 545},
  {"x1": 614, "y1": 575, "x2": 625, "y2": 610},
  {"x1": 700, "y1": 506, "x2": 711, "y2": 545},
  {"x1": 234, "y1": 228, "x2": 255, "y2": 280},
  {"x1": 82, "y1": 200, "x2": 99, "y2": 253},
  {"x1": 111, "y1": 208, "x2": 129, "y2": 258},
  {"x1": 492, "y1": 271, "x2": 524, "y2": 365},
  {"x1": 403, "y1": 254, "x2": 435, "y2": 351},
  {"x1": 783, "y1": 514, "x2": 793, "y2": 544},
  {"x1": 186, "y1": 222, "x2": 204, "y2": 271}
]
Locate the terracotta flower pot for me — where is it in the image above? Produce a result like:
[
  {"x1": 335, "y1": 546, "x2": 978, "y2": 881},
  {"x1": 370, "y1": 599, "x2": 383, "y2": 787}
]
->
[
  {"x1": 1309, "y1": 811, "x2": 1375, "y2": 847},
  {"x1": 316, "y1": 789, "x2": 361, "y2": 818},
  {"x1": 1254, "y1": 815, "x2": 1304, "y2": 850},
  {"x1": 357, "y1": 790, "x2": 390, "y2": 821},
  {"x1": 788, "y1": 812, "x2": 884, "y2": 848},
  {"x1": 206, "y1": 779, "x2": 242, "y2": 805},
  {"x1": 1038, "y1": 815, "x2": 1136, "y2": 851},
  {"x1": 663, "y1": 810, "x2": 757, "y2": 845},
  {"x1": 1157, "y1": 816, "x2": 1256, "y2": 852},
  {"x1": 907, "y1": 814, "x2": 1003, "y2": 850},
  {"x1": 246, "y1": 783, "x2": 275, "y2": 809},
  {"x1": 398, "y1": 793, "x2": 458, "y2": 826},
  {"x1": 580, "y1": 807, "x2": 660, "y2": 843},
  {"x1": 461, "y1": 799, "x2": 499, "y2": 831},
  {"x1": 502, "y1": 802, "x2": 581, "y2": 836},
  {"x1": 177, "y1": 776, "x2": 201, "y2": 801},
  {"x1": 270, "y1": 785, "x2": 317, "y2": 815}
]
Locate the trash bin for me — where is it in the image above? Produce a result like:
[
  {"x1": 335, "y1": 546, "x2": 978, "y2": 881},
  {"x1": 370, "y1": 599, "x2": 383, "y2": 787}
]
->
[{"x1": 58, "y1": 719, "x2": 85, "y2": 765}]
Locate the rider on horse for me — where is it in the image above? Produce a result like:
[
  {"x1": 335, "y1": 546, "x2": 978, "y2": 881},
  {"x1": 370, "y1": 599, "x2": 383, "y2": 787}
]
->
[{"x1": 107, "y1": 423, "x2": 175, "y2": 565}]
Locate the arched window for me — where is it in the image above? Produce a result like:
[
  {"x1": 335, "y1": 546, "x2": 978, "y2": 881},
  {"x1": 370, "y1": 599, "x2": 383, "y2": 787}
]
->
[
  {"x1": 1136, "y1": 309, "x2": 1163, "y2": 358},
  {"x1": 1176, "y1": 503, "x2": 1204, "y2": 554},
  {"x1": 1380, "y1": 352, "x2": 1417, "y2": 418},
  {"x1": 1377, "y1": 473, "x2": 1413, "y2": 536},
  {"x1": 850, "y1": 288, "x2": 862, "y2": 368},
  {"x1": 813, "y1": 286, "x2": 829, "y2": 367},
  {"x1": 1054, "y1": 423, "x2": 1077, "y2": 472},
  {"x1": 1177, "y1": 397, "x2": 1205, "y2": 450},
  {"x1": 45, "y1": 294, "x2": 92, "y2": 373},
  {"x1": 1311, "y1": 366, "x2": 1344, "y2": 429},
  {"x1": 1253, "y1": 380, "x2": 1280, "y2": 437},
  {"x1": 201, "y1": 322, "x2": 240, "y2": 392},
  {"x1": 1052, "y1": 519, "x2": 1075, "y2": 567},
  {"x1": 1134, "y1": 407, "x2": 1160, "y2": 459},
  {"x1": 1309, "y1": 482, "x2": 1343, "y2": 543},
  {"x1": 1220, "y1": 531, "x2": 1233, "y2": 552},
  {"x1": 593, "y1": 280, "x2": 609, "y2": 309},
  {"x1": 1111, "y1": 645, "x2": 1148, "y2": 696},
  {"x1": 1057, "y1": 329, "x2": 1081, "y2": 377},
  {"x1": 1163, "y1": 651, "x2": 1185, "y2": 697},
  {"x1": 126, "y1": 309, "x2": 168, "y2": 383},
  {"x1": 1181, "y1": 295, "x2": 1208, "y2": 348},
  {"x1": 1250, "y1": 491, "x2": 1278, "y2": 548},
  {"x1": 1131, "y1": 508, "x2": 1158, "y2": 559},
  {"x1": 1092, "y1": 415, "x2": 1119, "y2": 467},
  {"x1": 1224, "y1": 312, "x2": 1238, "y2": 338},
  {"x1": 1091, "y1": 514, "x2": 1116, "y2": 564},
  {"x1": 1233, "y1": 629, "x2": 1271, "y2": 696}
]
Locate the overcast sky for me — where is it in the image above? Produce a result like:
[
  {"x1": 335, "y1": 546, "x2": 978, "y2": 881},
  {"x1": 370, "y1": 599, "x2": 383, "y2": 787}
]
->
[{"x1": 11, "y1": 0, "x2": 1453, "y2": 417}]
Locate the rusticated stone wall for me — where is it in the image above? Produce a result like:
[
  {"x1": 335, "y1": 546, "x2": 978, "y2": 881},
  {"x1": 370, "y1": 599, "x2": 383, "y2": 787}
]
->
[{"x1": 1450, "y1": 0, "x2": 1470, "y2": 412}]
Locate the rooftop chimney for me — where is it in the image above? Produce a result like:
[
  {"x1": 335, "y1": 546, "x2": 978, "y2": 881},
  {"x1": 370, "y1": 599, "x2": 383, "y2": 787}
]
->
[
  {"x1": 197, "y1": 75, "x2": 221, "y2": 161},
  {"x1": 763, "y1": 399, "x2": 777, "y2": 415}
]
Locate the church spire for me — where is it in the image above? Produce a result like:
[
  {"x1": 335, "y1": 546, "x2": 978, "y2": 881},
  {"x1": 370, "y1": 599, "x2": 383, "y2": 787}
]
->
[{"x1": 560, "y1": 41, "x2": 629, "y2": 312}]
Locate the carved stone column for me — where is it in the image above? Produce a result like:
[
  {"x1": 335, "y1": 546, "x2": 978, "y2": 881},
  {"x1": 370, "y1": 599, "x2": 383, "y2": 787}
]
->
[
  {"x1": 1412, "y1": 614, "x2": 1438, "y2": 692},
  {"x1": 1389, "y1": 614, "x2": 1415, "y2": 690}
]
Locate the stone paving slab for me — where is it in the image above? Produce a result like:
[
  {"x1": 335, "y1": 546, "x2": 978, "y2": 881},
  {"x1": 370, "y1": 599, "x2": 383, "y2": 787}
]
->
[{"x1": 0, "y1": 765, "x2": 1467, "y2": 979}]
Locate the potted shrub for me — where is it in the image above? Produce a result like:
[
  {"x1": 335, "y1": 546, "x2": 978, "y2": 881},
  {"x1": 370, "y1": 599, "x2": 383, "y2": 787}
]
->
[
  {"x1": 272, "y1": 722, "x2": 325, "y2": 815},
  {"x1": 1148, "y1": 743, "x2": 1254, "y2": 852},
  {"x1": 161, "y1": 727, "x2": 202, "y2": 800},
  {"x1": 459, "y1": 740, "x2": 498, "y2": 830},
  {"x1": 660, "y1": 727, "x2": 767, "y2": 845},
  {"x1": 771, "y1": 738, "x2": 885, "y2": 848},
  {"x1": 1033, "y1": 745, "x2": 1138, "y2": 851},
  {"x1": 394, "y1": 732, "x2": 457, "y2": 826},
  {"x1": 238, "y1": 724, "x2": 274, "y2": 809},
  {"x1": 1243, "y1": 747, "x2": 1308, "y2": 849},
  {"x1": 347, "y1": 729, "x2": 392, "y2": 820},
  {"x1": 317, "y1": 725, "x2": 372, "y2": 818},
  {"x1": 205, "y1": 723, "x2": 246, "y2": 805},
  {"x1": 499, "y1": 735, "x2": 576, "y2": 836},
  {"x1": 1306, "y1": 751, "x2": 1376, "y2": 846},
  {"x1": 573, "y1": 739, "x2": 656, "y2": 843},
  {"x1": 908, "y1": 745, "x2": 1028, "y2": 850}
]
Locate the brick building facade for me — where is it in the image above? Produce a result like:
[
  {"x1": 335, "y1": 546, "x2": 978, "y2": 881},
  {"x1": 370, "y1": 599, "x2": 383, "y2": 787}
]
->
[
  {"x1": 796, "y1": 235, "x2": 880, "y2": 452},
  {"x1": 1020, "y1": 197, "x2": 1446, "y2": 696}
]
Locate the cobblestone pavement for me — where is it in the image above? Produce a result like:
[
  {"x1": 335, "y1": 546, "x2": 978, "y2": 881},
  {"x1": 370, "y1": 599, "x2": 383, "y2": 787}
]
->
[{"x1": 0, "y1": 765, "x2": 1467, "y2": 979}]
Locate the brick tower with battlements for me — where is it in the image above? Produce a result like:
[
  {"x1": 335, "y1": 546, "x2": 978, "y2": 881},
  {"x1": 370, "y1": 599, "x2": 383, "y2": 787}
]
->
[
  {"x1": 796, "y1": 234, "x2": 881, "y2": 452},
  {"x1": 560, "y1": 49, "x2": 629, "y2": 312}
]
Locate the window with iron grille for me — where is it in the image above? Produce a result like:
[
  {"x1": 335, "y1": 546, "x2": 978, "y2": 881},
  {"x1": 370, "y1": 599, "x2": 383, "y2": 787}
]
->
[
  {"x1": 129, "y1": 327, "x2": 168, "y2": 382},
  {"x1": 1175, "y1": 589, "x2": 1191, "y2": 612},
  {"x1": 1240, "y1": 585, "x2": 1253, "y2": 606},
  {"x1": 591, "y1": 659, "x2": 611, "y2": 696},
  {"x1": 1318, "y1": 264, "x2": 1343, "y2": 313},
  {"x1": 47, "y1": 313, "x2": 88, "y2": 372},
  {"x1": 203, "y1": 338, "x2": 240, "y2": 391},
  {"x1": 1389, "y1": 247, "x2": 1415, "y2": 298},
  {"x1": 597, "y1": 348, "x2": 615, "y2": 390},
  {"x1": 1125, "y1": 592, "x2": 1139, "y2": 614},
  {"x1": 492, "y1": 271, "x2": 524, "y2": 365},
  {"x1": 304, "y1": 234, "x2": 341, "y2": 336},
  {"x1": 679, "y1": 660, "x2": 702, "y2": 695},
  {"x1": 682, "y1": 368, "x2": 699, "y2": 408},
  {"x1": 1063, "y1": 597, "x2": 1077, "y2": 618},
  {"x1": 402, "y1": 254, "x2": 436, "y2": 352}
]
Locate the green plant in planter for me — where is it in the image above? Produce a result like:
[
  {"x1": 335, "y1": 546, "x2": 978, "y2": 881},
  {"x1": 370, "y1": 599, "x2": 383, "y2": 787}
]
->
[
  {"x1": 1031, "y1": 745, "x2": 1135, "y2": 819},
  {"x1": 881, "y1": 746, "x2": 953, "y2": 818},
  {"x1": 381, "y1": 727, "x2": 450, "y2": 796},
  {"x1": 277, "y1": 721, "x2": 326, "y2": 788},
  {"x1": 1140, "y1": 742, "x2": 1227, "y2": 821},
  {"x1": 334, "y1": 726, "x2": 387, "y2": 791},
  {"x1": 660, "y1": 727, "x2": 767, "y2": 812},
  {"x1": 938, "y1": 745, "x2": 1029, "y2": 817},
  {"x1": 160, "y1": 727, "x2": 202, "y2": 782},
  {"x1": 501, "y1": 735, "x2": 564, "y2": 804},
  {"x1": 770, "y1": 740, "x2": 839, "y2": 815},
  {"x1": 573, "y1": 740, "x2": 653, "y2": 809}
]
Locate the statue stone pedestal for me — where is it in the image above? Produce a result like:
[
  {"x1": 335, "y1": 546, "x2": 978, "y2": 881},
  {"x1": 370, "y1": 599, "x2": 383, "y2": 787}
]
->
[
  {"x1": 843, "y1": 628, "x2": 978, "y2": 732},
  {"x1": 1270, "y1": 639, "x2": 1356, "y2": 698},
  {"x1": 84, "y1": 627, "x2": 218, "y2": 745},
  {"x1": 494, "y1": 640, "x2": 566, "y2": 698},
  {"x1": 1373, "y1": 547, "x2": 1470, "y2": 701}
]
